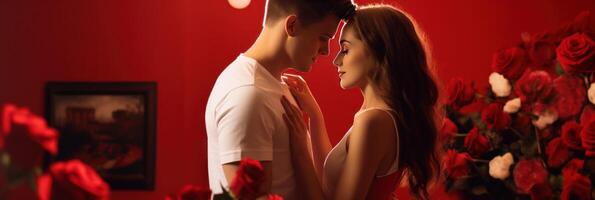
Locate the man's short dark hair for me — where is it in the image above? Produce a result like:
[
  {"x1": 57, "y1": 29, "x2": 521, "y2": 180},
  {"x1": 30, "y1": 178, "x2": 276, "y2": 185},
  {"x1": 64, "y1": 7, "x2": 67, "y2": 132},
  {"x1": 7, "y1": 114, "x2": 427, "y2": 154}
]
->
[{"x1": 265, "y1": 0, "x2": 356, "y2": 26}]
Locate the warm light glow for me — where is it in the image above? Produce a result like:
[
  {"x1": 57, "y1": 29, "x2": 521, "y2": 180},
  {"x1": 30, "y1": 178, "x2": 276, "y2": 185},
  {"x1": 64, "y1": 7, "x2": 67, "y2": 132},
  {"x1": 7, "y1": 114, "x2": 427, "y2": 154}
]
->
[{"x1": 228, "y1": 0, "x2": 250, "y2": 9}]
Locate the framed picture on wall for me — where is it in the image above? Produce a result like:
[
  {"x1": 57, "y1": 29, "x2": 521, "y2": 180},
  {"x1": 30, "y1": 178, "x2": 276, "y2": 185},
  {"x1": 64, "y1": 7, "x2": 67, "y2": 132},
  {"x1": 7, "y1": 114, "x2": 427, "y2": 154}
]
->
[{"x1": 44, "y1": 82, "x2": 156, "y2": 190}]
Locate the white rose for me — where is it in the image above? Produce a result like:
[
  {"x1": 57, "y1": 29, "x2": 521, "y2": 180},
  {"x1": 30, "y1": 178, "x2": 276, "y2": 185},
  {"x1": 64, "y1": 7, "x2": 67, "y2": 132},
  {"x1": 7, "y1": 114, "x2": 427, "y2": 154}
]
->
[
  {"x1": 589, "y1": 83, "x2": 595, "y2": 105},
  {"x1": 532, "y1": 109, "x2": 558, "y2": 129},
  {"x1": 503, "y1": 98, "x2": 521, "y2": 113},
  {"x1": 489, "y1": 152, "x2": 514, "y2": 180},
  {"x1": 489, "y1": 72, "x2": 511, "y2": 97}
]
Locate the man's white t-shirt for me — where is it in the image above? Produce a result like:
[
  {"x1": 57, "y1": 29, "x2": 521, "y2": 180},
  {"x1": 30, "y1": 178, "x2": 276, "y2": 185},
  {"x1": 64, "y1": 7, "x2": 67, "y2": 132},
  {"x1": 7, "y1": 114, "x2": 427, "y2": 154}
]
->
[{"x1": 205, "y1": 54, "x2": 299, "y2": 199}]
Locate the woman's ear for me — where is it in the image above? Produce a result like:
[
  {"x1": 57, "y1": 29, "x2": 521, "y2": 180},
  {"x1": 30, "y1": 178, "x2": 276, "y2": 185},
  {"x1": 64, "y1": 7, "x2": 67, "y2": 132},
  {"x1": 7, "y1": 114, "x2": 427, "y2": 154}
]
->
[{"x1": 284, "y1": 15, "x2": 298, "y2": 37}]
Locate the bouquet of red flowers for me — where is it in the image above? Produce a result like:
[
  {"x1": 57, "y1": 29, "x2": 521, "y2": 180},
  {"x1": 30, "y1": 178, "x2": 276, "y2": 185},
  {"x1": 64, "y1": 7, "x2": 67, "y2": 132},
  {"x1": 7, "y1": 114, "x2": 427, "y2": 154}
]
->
[
  {"x1": 0, "y1": 103, "x2": 110, "y2": 200},
  {"x1": 441, "y1": 11, "x2": 594, "y2": 200}
]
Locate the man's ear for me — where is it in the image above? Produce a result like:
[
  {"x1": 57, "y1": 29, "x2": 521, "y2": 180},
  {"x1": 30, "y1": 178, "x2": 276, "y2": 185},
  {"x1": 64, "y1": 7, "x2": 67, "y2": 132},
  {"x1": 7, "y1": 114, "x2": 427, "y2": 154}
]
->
[{"x1": 284, "y1": 15, "x2": 298, "y2": 37}]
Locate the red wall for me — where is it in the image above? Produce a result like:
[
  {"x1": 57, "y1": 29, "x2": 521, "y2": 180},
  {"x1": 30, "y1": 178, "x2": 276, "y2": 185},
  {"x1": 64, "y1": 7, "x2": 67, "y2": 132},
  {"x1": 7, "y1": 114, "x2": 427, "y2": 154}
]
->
[{"x1": 0, "y1": 0, "x2": 593, "y2": 199}]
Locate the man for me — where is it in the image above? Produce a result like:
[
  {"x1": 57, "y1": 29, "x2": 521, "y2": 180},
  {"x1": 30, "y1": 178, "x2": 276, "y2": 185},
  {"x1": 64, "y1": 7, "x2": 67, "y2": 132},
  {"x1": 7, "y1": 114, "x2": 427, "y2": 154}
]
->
[{"x1": 205, "y1": 0, "x2": 355, "y2": 199}]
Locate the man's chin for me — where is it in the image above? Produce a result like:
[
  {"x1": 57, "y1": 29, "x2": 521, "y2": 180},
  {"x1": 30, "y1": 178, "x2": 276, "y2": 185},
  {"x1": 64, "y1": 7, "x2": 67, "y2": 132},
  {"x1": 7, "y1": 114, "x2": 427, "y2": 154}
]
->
[{"x1": 293, "y1": 65, "x2": 312, "y2": 72}]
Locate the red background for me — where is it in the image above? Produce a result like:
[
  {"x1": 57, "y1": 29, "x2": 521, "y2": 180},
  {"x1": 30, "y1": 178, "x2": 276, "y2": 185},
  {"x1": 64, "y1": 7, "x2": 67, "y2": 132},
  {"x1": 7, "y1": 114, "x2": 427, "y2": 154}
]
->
[{"x1": 0, "y1": 0, "x2": 593, "y2": 199}]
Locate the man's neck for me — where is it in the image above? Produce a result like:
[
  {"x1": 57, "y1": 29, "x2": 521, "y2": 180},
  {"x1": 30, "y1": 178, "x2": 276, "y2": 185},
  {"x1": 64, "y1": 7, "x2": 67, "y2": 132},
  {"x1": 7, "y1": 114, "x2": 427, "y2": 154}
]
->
[{"x1": 244, "y1": 27, "x2": 290, "y2": 81}]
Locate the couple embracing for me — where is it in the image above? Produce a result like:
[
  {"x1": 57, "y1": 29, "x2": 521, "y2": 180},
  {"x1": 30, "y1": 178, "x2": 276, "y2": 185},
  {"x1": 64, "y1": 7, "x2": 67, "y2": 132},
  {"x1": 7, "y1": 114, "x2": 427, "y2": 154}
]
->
[{"x1": 206, "y1": 0, "x2": 440, "y2": 199}]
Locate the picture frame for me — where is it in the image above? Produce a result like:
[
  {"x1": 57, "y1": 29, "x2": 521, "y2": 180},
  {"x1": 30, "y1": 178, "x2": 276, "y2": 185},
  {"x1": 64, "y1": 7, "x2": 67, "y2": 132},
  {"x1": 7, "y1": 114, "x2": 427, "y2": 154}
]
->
[{"x1": 44, "y1": 82, "x2": 156, "y2": 190}]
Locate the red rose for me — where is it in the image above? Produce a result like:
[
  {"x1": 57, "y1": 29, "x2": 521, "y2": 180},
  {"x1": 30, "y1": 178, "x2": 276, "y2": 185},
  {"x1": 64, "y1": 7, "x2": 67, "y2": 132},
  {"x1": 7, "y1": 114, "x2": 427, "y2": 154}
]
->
[
  {"x1": 561, "y1": 169, "x2": 592, "y2": 200},
  {"x1": 446, "y1": 78, "x2": 476, "y2": 110},
  {"x1": 569, "y1": 11, "x2": 595, "y2": 38},
  {"x1": 554, "y1": 75, "x2": 587, "y2": 119},
  {"x1": 529, "y1": 12, "x2": 594, "y2": 46},
  {"x1": 267, "y1": 194, "x2": 284, "y2": 200},
  {"x1": 491, "y1": 47, "x2": 528, "y2": 80},
  {"x1": 529, "y1": 181, "x2": 553, "y2": 200},
  {"x1": 464, "y1": 128, "x2": 490, "y2": 157},
  {"x1": 562, "y1": 159, "x2": 585, "y2": 175},
  {"x1": 514, "y1": 70, "x2": 554, "y2": 104},
  {"x1": 37, "y1": 174, "x2": 52, "y2": 200},
  {"x1": 481, "y1": 103, "x2": 512, "y2": 131},
  {"x1": 580, "y1": 105, "x2": 595, "y2": 126},
  {"x1": 1, "y1": 103, "x2": 58, "y2": 155},
  {"x1": 580, "y1": 119, "x2": 595, "y2": 157},
  {"x1": 538, "y1": 127, "x2": 555, "y2": 140},
  {"x1": 38, "y1": 160, "x2": 110, "y2": 200},
  {"x1": 524, "y1": 36, "x2": 557, "y2": 72},
  {"x1": 514, "y1": 159, "x2": 548, "y2": 194},
  {"x1": 580, "y1": 106, "x2": 595, "y2": 156},
  {"x1": 557, "y1": 33, "x2": 595, "y2": 74},
  {"x1": 1, "y1": 104, "x2": 19, "y2": 148},
  {"x1": 561, "y1": 121, "x2": 583, "y2": 150},
  {"x1": 175, "y1": 185, "x2": 212, "y2": 200},
  {"x1": 440, "y1": 118, "x2": 458, "y2": 142},
  {"x1": 230, "y1": 158, "x2": 266, "y2": 200},
  {"x1": 458, "y1": 100, "x2": 488, "y2": 116},
  {"x1": 545, "y1": 137, "x2": 572, "y2": 168},
  {"x1": 442, "y1": 149, "x2": 472, "y2": 179},
  {"x1": 527, "y1": 32, "x2": 562, "y2": 51}
]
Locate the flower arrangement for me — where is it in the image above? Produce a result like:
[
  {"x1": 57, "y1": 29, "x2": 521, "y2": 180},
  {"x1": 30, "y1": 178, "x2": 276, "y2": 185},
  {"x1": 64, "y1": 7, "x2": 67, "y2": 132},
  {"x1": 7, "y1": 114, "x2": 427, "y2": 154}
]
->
[
  {"x1": 166, "y1": 158, "x2": 283, "y2": 200},
  {"x1": 0, "y1": 103, "x2": 110, "y2": 200},
  {"x1": 441, "y1": 11, "x2": 594, "y2": 199}
]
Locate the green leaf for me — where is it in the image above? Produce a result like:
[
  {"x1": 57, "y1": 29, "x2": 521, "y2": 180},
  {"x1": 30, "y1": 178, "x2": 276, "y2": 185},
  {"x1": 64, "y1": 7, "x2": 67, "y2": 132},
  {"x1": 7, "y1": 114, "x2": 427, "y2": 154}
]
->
[{"x1": 555, "y1": 61, "x2": 565, "y2": 75}]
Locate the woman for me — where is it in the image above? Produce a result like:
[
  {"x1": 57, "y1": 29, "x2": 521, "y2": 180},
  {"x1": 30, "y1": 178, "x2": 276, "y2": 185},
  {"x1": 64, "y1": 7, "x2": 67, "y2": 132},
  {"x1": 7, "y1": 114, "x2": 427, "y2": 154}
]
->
[{"x1": 280, "y1": 4, "x2": 441, "y2": 200}]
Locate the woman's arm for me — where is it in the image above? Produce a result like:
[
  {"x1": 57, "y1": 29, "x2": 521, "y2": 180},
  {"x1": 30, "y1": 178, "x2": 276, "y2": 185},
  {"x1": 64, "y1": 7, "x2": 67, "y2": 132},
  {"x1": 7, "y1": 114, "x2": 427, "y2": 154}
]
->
[
  {"x1": 333, "y1": 110, "x2": 397, "y2": 200},
  {"x1": 281, "y1": 96, "x2": 325, "y2": 200},
  {"x1": 283, "y1": 74, "x2": 332, "y2": 178},
  {"x1": 306, "y1": 105, "x2": 332, "y2": 178}
]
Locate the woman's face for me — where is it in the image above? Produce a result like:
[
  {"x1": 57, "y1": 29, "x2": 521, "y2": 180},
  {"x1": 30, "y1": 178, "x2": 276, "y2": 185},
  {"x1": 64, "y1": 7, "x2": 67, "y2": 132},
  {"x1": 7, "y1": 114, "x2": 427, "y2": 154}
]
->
[{"x1": 333, "y1": 25, "x2": 377, "y2": 89}]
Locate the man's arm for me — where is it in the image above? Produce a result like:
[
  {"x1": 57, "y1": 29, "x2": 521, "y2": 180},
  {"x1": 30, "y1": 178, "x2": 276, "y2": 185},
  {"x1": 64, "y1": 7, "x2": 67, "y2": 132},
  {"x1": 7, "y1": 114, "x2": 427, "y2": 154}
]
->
[
  {"x1": 223, "y1": 161, "x2": 273, "y2": 195},
  {"x1": 215, "y1": 86, "x2": 276, "y2": 195}
]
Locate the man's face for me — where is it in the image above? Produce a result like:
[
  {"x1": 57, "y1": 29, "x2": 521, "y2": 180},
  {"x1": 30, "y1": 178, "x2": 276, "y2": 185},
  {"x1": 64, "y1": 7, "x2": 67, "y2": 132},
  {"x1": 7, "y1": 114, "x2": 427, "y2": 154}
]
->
[{"x1": 286, "y1": 15, "x2": 341, "y2": 72}]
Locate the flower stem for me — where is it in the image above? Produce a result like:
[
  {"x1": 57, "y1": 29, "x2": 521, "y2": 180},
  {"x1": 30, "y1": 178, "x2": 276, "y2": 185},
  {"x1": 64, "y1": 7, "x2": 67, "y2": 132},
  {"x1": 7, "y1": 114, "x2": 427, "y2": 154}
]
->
[
  {"x1": 534, "y1": 126, "x2": 542, "y2": 155},
  {"x1": 509, "y1": 127, "x2": 524, "y2": 139},
  {"x1": 454, "y1": 133, "x2": 468, "y2": 137}
]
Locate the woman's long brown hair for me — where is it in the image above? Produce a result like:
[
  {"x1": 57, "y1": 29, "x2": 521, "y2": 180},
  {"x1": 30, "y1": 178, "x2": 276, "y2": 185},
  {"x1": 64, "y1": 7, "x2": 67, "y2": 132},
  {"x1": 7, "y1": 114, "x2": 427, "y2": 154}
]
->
[{"x1": 346, "y1": 4, "x2": 441, "y2": 199}]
